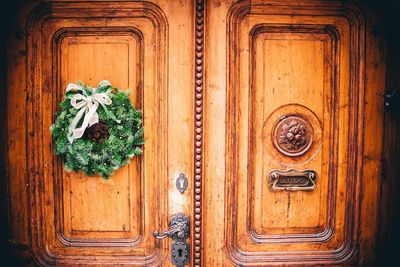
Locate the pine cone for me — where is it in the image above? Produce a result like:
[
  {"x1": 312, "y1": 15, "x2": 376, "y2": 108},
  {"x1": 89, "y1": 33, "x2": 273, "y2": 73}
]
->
[{"x1": 84, "y1": 121, "x2": 110, "y2": 143}]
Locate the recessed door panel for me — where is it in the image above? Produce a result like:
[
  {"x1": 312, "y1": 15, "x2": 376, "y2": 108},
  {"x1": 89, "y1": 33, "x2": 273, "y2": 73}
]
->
[
  {"x1": 28, "y1": 4, "x2": 168, "y2": 264},
  {"x1": 250, "y1": 28, "x2": 333, "y2": 237},
  {"x1": 59, "y1": 33, "x2": 142, "y2": 241}
]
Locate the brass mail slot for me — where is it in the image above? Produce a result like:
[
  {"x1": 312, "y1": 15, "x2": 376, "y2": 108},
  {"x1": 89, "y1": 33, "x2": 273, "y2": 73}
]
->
[{"x1": 268, "y1": 170, "x2": 317, "y2": 192}]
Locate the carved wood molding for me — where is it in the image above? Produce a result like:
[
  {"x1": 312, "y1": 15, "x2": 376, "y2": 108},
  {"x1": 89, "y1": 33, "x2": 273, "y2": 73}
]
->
[
  {"x1": 225, "y1": 0, "x2": 365, "y2": 265},
  {"x1": 52, "y1": 26, "x2": 145, "y2": 247},
  {"x1": 248, "y1": 24, "x2": 339, "y2": 244},
  {"x1": 193, "y1": 0, "x2": 204, "y2": 266},
  {"x1": 26, "y1": 2, "x2": 168, "y2": 266}
]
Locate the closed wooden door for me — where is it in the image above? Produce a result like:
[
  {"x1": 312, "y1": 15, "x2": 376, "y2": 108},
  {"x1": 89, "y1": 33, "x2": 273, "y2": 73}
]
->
[
  {"x1": 4, "y1": 0, "x2": 387, "y2": 266},
  {"x1": 7, "y1": 1, "x2": 195, "y2": 266},
  {"x1": 201, "y1": 0, "x2": 384, "y2": 266}
]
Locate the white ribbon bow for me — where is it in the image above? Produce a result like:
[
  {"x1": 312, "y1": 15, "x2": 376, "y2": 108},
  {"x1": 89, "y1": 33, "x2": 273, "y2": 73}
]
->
[{"x1": 66, "y1": 80, "x2": 120, "y2": 144}]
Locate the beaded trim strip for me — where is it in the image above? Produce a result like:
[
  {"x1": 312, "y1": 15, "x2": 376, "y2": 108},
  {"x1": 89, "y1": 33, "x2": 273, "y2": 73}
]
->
[{"x1": 193, "y1": 0, "x2": 204, "y2": 266}]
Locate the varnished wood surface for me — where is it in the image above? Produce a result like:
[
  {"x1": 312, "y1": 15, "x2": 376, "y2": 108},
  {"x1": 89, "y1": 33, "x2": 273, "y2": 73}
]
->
[
  {"x1": 204, "y1": 0, "x2": 386, "y2": 266},
  {"x1": 5, "y1": 0, "x2": 194, "y2": 266},
  {"x1": 1, "y1": 0, "x2": 399, "y2": 266},
  {"x1": 376, "y1": 2, "x2": 400, "y2": 264}
]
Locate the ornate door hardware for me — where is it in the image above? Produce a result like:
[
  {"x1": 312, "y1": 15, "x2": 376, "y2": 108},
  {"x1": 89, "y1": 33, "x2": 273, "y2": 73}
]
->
[
  {"x1": 153, "y1": 213, "x2": 190, "y2": 266},
  {"x1": 176, "y1": 173, "x2": 188, "y2": 194},
  {"x1": 384, "y1": 89, "x2": 400, "y2": 116},
  {"x1": 268, "y1": 169, "x2": 317, "y2": 191},
  {"x1": 272, "y1": 115, "x2": 314, "y2": 157}
]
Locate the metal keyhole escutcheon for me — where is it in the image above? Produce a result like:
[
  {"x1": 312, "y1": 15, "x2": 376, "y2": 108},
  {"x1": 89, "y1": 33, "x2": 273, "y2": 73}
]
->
[
  {"x1": 176, "y1": 173, "x2": 188, "y2": 194},
  {"x1": 153, "y1": 213, "x2": 190, "y2": 266}
]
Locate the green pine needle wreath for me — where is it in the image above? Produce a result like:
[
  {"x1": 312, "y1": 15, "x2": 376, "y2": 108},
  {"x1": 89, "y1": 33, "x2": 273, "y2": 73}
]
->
[{"x1": 51, "y1": 81, "x2": 144, "y2": 179}]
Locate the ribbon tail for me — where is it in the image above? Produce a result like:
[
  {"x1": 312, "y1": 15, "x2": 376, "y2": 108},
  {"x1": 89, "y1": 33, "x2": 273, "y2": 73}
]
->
[
  {"x1": 73, "y1": 103, "x2": 99, "y2": 140},
  {"x1": 88, "y1": 112, "x2": 99, "y2": 127},
  {"x1": 100, "y1": 103, "x2": 121, "y2": 123},
  {"x1": 67, "y1": 107, "x2": 87, "y2": 144}
]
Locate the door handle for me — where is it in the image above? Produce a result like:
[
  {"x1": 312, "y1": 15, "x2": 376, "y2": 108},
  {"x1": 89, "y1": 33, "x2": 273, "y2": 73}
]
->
[
  {"x1": 153, "y1": 228, "x2": 180, "y2": 240},
  {"x1": 153, "y1": 213, "x2": 190, "y2": 266}
]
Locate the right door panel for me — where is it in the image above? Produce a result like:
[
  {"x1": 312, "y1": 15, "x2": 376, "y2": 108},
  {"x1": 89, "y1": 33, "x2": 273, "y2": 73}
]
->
[
  {"x1": 225, "y1": 1, "x2": 363, "y2": 264},
  {"x1": 203, "y1": 0, "x2": 371, "y2": 265}
]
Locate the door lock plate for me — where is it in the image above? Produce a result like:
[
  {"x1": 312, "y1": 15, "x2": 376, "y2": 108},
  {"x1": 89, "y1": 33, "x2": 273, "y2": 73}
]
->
[
  {"x1": 153, "y1": 213, "x2": 190, "y2": 266},
  {"x1": 171, "y1": 241, "x2": 190, "y2": 266}
]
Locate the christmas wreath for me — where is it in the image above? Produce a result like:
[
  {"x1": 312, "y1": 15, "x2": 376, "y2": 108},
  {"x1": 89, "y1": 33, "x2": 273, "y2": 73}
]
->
[{"x1": 51, "y1": 80, "x2": 144, "y2": 179}]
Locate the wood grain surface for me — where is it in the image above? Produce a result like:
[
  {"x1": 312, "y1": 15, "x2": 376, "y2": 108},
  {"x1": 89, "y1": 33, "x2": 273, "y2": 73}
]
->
[{"x1": 2, "y1": 0, "x2": 398, "y2": 266}]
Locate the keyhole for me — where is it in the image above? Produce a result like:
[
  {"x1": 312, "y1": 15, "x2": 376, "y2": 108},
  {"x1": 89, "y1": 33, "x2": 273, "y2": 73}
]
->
[
  {"x1": 176, "y1": 173, "x2": 188, "y2": 194},
  {"x1": 178, "y1": 248, "x2": 183, "y2": 257}
]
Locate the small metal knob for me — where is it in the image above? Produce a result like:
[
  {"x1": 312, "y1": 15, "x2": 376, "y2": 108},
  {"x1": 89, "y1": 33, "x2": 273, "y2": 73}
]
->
[{"x1": 384, "y1": 89, "x2": 400, "y2": 116}]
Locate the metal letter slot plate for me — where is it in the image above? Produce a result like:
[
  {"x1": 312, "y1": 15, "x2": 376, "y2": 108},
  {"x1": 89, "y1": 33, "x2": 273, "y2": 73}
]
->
[{"x1": 268, "y1": 170, "x2": 317, "y2": 192}]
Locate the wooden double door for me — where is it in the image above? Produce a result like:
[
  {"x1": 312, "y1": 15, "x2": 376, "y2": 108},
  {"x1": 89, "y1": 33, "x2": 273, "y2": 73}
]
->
[{"x1": 5, "y1": 0, "x2": 388, "y2": 266}]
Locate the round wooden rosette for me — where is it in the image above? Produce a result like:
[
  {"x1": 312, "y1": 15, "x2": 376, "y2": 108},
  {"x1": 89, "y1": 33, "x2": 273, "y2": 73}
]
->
[
  {"x1": 272, "y1": 115, "x2": 314, "y2": 157},
  {"x1": 263, "y1": 103, "x2": 322, "y2": 165}
]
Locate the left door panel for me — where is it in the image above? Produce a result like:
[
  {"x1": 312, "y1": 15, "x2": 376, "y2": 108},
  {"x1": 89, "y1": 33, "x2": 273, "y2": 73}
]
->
[{"x1": 7, "y1": 1, "x2": 194, "y2": 265}]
